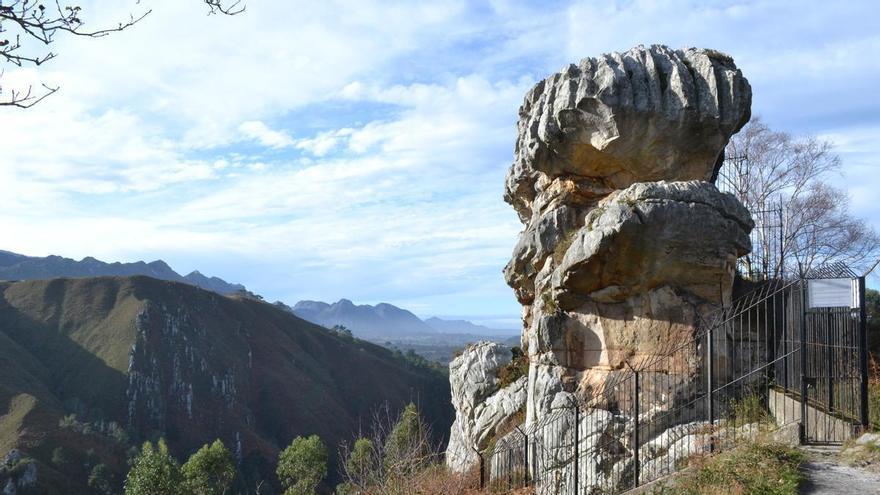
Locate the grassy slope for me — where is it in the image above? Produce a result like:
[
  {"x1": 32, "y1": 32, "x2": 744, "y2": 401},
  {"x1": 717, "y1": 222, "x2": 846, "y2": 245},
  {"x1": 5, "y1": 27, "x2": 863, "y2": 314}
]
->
[{"x1": 0, "y1": 276, "x2": 452, "y2": 493}]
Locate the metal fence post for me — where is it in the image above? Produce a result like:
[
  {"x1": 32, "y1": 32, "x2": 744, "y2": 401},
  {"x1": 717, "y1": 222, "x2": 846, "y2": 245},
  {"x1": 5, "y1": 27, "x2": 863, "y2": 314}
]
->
[
  {"x1": 859, "y1": 276, "x2": 869, "y2": 429},
  {"x1": 707, "y1": 319, "x2": 715, "y2": 451},
  {"x1": 778, "y1": 207, "x2": 785, "y2": 279},
  {"x1": 478, "y1": 451, "x2": 484, "y2": 489},
  {"x1": 800, "y1": 278, "x2": 809, "y2": 443},
  {"x1": 827, "y1": 311, "x2": 835, "y2": 412},
  {"x1": 633, "y1": 370, "x2": 640, "y2": 488},
  {"x1": 783, "y1": 288, "x2": 789, "y2": 392},
  {"x1": 523, "y1": 429, "x2": 529, "y2": 485},
  {"x1": 574, "y1": 403, "x2": 579, "y2": 495}
]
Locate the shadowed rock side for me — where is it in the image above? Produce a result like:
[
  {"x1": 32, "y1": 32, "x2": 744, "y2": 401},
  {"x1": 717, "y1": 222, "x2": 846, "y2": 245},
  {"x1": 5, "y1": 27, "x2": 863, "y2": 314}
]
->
[
  {"x1": 447, "y1": 44, "x2": 753, "y2": 478},
  {"x1": 0, "y1": 277, "x2": 453, "y2": 494}
]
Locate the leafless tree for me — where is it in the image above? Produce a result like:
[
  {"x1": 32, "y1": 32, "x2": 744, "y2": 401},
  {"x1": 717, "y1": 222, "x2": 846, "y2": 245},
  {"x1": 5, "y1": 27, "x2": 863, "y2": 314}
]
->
[
  {"x1": 720, "y1": 116, "x2": 879, "y2": 277},
  {"x1": 0, "y1": 0, "x2": 243, "y2": 108},
  {"x1": 337, "y1": 402, "x2": 474, "y2": 494}
]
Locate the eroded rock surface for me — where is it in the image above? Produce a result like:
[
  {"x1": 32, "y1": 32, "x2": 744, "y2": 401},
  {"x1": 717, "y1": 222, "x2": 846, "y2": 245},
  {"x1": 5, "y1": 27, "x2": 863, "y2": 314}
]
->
[
  {"x1": 446, "y1": 342, "x2": 527, "y2": 472},
  {"x1": 504, "y1": 44, "x2": 751, "y2": 222},
  {"x1": 448, "y1": 44, "x2": 753, "y2": 478},
  {"x1": 500, "y1": 45, "x2": 753, "y2": 427}
]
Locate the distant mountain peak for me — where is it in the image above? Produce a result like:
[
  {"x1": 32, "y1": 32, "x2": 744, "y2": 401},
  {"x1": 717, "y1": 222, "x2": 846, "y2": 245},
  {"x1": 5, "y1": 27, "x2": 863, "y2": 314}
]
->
[{"x1": 292, "y1": 299, "x2": 435, "y2": 339}]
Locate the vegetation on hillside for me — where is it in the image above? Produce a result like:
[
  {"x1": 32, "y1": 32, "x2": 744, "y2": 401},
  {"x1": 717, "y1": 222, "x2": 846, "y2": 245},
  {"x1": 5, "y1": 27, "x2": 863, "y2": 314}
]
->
[
  {"x1": 182, "y1": 440, "x2": 237, "y2": 495},
  {"x1": 0, "y1": 276, "x2": 454, "y2": 493},
  {"x1": 666, "y1": 443, "x2": 804, "y2": 495},
  {"x1": 336, "y1": 402, "x2": 476, "y2": 494},
  {"x1": 277, "y1": 435, "x2": 328, "y2": 495},
  {"x1": 498, "y1": 347, "x2": 529, "y2": 388},
  {"x1": 124, "y1": 440, "x2": 183, "y2": 495}
]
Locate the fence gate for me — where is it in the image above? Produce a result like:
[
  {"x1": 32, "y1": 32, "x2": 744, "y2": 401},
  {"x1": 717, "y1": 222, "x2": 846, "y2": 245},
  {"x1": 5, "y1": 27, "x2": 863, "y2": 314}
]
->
[
  {"x1": 798, "y1": 272, "x2": 869, "y2": 444},
  {"x1": 478, "y1": 269, "x2": 870, "y2": 493}
]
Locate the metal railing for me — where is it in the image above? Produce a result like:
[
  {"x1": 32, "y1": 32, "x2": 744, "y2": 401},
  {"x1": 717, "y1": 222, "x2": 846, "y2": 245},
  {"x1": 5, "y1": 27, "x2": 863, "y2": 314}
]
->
[{"x1": 480, "y1": 275, "x2": 869, "y2": 494}]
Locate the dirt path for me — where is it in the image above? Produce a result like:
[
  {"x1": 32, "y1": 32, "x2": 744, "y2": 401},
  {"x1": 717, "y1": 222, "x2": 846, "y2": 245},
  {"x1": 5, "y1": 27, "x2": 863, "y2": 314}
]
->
[{"x1": 799, "y1": 460, "x2": 880, "y2": 494}]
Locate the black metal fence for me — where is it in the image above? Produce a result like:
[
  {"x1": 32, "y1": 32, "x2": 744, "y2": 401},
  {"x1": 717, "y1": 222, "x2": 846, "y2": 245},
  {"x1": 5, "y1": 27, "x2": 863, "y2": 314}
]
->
[
  {"x1": 480, "y1": 275, "x2": 869, "y2": 494},
  {"x1": 716, "y1": 156, "x2": 786, "y2": 281}
]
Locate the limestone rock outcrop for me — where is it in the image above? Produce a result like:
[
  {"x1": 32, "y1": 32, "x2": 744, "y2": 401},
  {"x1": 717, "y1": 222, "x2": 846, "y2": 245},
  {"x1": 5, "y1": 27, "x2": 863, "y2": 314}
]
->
[
  {"x1": 446, "y1": 342, "x2": 527, "y2": 472},
  {"x1": 447, "y1": 44, "x2": 753, "y2": 478},
  {"x1": 504, "y1": 44, "x2": 751, "y2": 222},
  {"x1": 499, "y1": 45, "x2": 753, "y2": 429}
]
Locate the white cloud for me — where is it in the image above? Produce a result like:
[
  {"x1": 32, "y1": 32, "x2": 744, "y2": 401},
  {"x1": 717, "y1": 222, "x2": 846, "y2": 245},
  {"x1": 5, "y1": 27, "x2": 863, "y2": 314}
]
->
[
  {"x1": 2, "y1": 0, "x2": 879, "y2": 313},
  {"x1": 239, "y1": 120, "x2": 295, "y2": 148},
  {"x1": 295, "y1": 128, "x2": 353, "y2": 156}
]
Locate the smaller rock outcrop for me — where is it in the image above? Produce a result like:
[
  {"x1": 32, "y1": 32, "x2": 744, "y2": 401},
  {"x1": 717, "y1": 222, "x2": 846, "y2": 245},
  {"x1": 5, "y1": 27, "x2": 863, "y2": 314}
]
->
[{"x1": 446, "y1": 342, "x2": 527, "y2": 472}]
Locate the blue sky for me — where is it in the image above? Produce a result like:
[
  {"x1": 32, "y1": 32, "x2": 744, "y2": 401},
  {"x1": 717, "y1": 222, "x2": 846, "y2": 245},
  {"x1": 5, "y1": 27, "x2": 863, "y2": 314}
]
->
[{"x1": 1, "y1": 0, "x2": 878, "y2": 326}]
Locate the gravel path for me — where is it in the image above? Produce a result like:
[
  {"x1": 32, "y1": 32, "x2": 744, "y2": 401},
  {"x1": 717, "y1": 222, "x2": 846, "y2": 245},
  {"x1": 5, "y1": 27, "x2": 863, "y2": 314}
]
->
[{"x1": 799, "y1": 461, "x2": 880, "y2": 494}]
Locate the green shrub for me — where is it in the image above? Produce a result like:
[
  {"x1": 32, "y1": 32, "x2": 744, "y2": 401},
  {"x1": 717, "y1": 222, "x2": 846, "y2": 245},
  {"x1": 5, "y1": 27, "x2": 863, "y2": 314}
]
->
[
  {"x1": 124, "y1": 439, "x2": 182, "y2": 495},
  {"x1": 728, "y1": 392, "x2": 770, "y2": 425},
  {"x1": 347, "y1": 438, "x2": 375, "y2": 484},
  {"x1": 51, "y1": 446, "x2": 71, "y2": 467},
  {"x1": 88, "y1": 464, "x2": 115, "y2": 495},
  {"x1": 498, "y1": 347, "x2": 529, "y2": 388},
  {"x1": 384, "y1": 403, "x2": 429, "y2": 476},
  {"x1": 182, "y1": 439, "x2": 236, "y2": 495},
  {"x1": 277, "y1": 435, "x2": 327, "y2": 495}
]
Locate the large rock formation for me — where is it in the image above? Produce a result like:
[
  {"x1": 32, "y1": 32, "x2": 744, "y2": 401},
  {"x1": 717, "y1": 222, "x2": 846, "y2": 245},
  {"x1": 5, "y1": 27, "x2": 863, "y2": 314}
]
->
[
  {"x1": 504, "y1": 44, "x2": 752, "y2": 427},
  {"x1": 446, "y1": 342, "x2": 527, "y2": 472},
  {"x1": 447, "y1": 44, "x2": 754, "y2": 480}
]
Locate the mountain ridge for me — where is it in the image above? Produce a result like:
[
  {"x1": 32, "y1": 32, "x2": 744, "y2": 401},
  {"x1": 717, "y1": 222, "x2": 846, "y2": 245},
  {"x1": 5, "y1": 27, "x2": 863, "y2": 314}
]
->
[
  {"x1": 292, "y1": 298, "x2": 437, "y2": 339},
  {"x1": 292, "y1": 299, "x2": 518, "y2": 340},
  {"x1": 0, "y1": 249, "x2": 246, "y2": 295}
]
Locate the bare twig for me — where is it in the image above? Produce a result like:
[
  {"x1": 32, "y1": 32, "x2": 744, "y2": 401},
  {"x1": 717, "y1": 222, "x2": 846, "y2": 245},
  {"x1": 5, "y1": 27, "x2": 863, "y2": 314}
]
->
[{"x1": 0, "y1": 0, "x2": 244, "y2": 107}]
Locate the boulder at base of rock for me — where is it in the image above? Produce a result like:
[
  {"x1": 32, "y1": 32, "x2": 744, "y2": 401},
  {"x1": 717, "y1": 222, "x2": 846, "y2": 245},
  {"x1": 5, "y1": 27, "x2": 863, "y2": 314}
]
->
[{"x1": 446, "y1": 342, "x2": 527, "y2": 472}]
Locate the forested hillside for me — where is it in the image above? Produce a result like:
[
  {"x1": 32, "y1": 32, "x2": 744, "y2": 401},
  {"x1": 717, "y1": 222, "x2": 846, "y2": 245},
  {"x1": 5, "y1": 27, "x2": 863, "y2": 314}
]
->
[{"x1": 0, "y1": 276, "x2": 452, "y2": 493}]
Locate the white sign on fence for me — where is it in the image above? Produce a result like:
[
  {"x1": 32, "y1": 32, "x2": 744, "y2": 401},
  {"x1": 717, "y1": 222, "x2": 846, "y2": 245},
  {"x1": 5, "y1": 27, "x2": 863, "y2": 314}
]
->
[{"x1": 807, "y1": 278, "x2": 859, "y2": 309}]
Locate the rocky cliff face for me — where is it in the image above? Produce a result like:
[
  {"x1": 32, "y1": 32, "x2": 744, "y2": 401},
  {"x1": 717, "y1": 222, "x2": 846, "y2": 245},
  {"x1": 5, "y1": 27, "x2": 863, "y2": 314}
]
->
[
  {"x1": 447, "y1": 44, "x2": 753, "y2": 474},
  {"x1": 505, "y1": 44, "x2": 752, "y2": 426}
]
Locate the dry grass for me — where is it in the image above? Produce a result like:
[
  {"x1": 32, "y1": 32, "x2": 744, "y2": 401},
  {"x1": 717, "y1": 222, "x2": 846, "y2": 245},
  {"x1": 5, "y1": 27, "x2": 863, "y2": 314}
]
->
[
  {"x1": 354, "y1": 464, "x2": 481, "y2": 494},
  {"x1": 659, "y1": 443, "x2": 804, "y2": 495}
]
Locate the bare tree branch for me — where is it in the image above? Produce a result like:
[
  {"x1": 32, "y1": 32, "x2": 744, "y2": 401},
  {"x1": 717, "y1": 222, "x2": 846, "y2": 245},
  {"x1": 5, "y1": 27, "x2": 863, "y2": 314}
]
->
[
  {"x1": 0, "y1": 0, "x2": 243, "y2": 107},
  {"x1": 720, "y1": 116, "x2": 880, "y2": 276}
]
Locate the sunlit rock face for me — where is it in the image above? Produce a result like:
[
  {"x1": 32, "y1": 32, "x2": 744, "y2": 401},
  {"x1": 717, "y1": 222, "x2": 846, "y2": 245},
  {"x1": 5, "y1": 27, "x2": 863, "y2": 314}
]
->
[
  {"x1": 503, "y1": 45, "x2": 753, "y2": 426},
  {"x1": 504, "y1": 45, "x2": 752, "y2": 222},
  {"x1": 446, "y1": 342, "x2": 527, "y2": 472}
]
